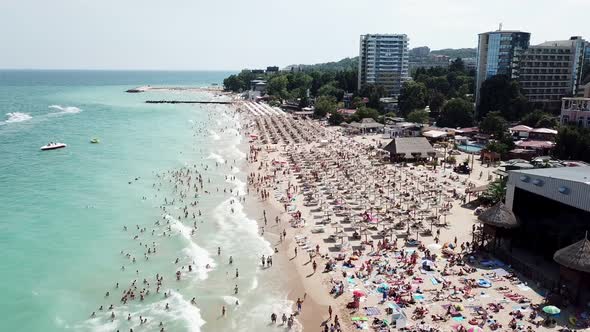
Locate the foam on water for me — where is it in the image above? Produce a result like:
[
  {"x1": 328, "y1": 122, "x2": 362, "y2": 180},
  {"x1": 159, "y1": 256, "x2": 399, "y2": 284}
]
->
[
  {"x1": 206, "y1": 152, "x2": 225, "y2": 164},
  {"x1": 77, "y1": 291, "x2": 206, "y2": 332},
  {"x1": 166, "y1": 215, "x2": 215, "y2": 280},
  {"x1": 48, "y1": 105, "x2": 82, "y2": 114},
  {"x1": 234, "y1": 296, "x2": 301, "y2": 332},
  {"x1": 3, "y1": 112, "x2": 32, "y2": 124},
  {"x1": 208, "y1": 129, "x2": 220, "y2": 140}
]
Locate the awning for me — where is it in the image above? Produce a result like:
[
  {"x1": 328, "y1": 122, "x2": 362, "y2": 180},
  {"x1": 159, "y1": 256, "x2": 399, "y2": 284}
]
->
[{"x1": 465, "y1": 184, "x2": 489, "y2": 194}]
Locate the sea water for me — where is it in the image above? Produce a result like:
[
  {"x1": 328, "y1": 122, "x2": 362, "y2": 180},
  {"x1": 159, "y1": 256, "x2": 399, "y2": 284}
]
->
[{"x1": 0, "y1": 71, "x2": 295, "y2": 332}]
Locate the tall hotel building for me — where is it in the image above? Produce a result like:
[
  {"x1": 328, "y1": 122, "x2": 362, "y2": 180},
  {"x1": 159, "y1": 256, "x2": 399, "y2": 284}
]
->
[
  {"x1": 475, "y1": 30, "x2": 531, "y2": 108},
  {"x1": 518, "y1": 37, "x2": 587, "y2": 108},
  {"x1": 358, "y1": 34, "x2": 410, "y2": 97}
]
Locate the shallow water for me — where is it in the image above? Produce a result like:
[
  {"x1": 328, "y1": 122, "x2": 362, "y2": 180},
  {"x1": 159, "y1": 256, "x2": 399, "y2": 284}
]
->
[{"x1": 0, "y1": 70, "x2": 295, "y2": 332}]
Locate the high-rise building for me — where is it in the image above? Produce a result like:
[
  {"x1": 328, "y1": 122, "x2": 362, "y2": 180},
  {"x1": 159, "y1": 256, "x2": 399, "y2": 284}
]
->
[
  {"x1": 358, "y1": 34, "x2": 410, "y2": 97},
  {"x1": 475, "y1": 29, "x2": 531, "y2": 107},
  {"x1": 518, "y1": 37, "x2": 587, "y2": 108}
]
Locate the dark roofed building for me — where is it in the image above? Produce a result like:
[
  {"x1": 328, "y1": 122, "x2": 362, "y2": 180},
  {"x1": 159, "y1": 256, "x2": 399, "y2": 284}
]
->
[
  {"x1": 348, "y1": 118, "x2": 384, "y2": 134},
  {"x1": 383, "y1": 137, "x2": 435, "y2": 161}
]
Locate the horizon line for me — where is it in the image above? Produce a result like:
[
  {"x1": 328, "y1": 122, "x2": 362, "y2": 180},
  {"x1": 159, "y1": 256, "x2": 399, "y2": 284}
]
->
[{"x1": 0, "y1": 68, "x2": 241, "y2": 72}]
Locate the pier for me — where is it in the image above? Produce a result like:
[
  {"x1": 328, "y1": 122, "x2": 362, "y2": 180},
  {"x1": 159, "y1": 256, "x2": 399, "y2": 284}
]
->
[{"x1": 145, "y1": 100, "x2": 232, "y2": 104}]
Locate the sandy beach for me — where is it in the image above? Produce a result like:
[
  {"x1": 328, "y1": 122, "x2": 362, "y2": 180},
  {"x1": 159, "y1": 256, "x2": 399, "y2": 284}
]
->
[{"x1": 237, "y1": 99, "x2": 582, "y2": 332}]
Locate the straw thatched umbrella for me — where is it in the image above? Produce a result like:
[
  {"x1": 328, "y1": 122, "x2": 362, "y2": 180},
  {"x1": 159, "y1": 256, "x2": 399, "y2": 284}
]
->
[
  {"x1": 477, "y1": 202, "x2": 519, "y2": 251},
  {"x1": 553, "y1": 232, "x2": 590, "y2": 304},
  {"x1": 553, "y1": 232, "x2": 590, "y2": 273},
  {"x1": 477, "y1": 202, "x2": 519, "y2": 229}
]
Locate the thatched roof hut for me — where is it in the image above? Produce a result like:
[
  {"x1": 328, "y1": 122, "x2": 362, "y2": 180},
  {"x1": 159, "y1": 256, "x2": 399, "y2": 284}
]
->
[
  {"x1": 477, "y1": 202, "x2": 519, "y2": 229},
  {"x1": 554, "y1": 233, "x2": 590, "y2": 273},
  {"x1": 475, "y1": 202, "x2": 520, "y2": 253},
  {"x1": 383, "y1": 137, "x2": 435, "y2": 160}
]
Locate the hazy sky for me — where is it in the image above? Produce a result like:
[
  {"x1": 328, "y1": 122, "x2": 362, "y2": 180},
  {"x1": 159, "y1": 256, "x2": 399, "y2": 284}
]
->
[{"x1": 1, "y1": 0, "x2": 588, "y2": 70}]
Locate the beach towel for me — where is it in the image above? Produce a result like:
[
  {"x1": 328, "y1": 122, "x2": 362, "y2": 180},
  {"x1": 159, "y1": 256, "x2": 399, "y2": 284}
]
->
[
  {"x1": 365, "y1": 307, "x2": 381, "y2": 316},
  {"x1": 413, "y1": 294, "x2": 425, "y2": 301},
  {"x1": 452, "y1": 316, "x2": 465, "y2": 322},
  {"x1": 491, "y1": 268, "x2": 510, "y2": 277},
  {"x1": 351, "y1": 317, "x2": 369, "y2": 321},
  {"x1": 431, "y1": 277, "x2": 439, "y2": 285}
]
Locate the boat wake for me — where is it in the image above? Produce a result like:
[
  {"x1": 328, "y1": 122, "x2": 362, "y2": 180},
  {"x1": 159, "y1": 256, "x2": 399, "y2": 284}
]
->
[
  {"x1": 2, "y1": 112, "x2": 32, "y2": 124},
  {"x1": 48, "y1": 105, "x2": 82, "y2": 114}
]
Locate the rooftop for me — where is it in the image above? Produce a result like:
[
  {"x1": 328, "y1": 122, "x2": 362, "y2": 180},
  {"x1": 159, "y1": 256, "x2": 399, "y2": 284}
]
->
[
  {"x1": 534, "y1": 40, "x2": 576, "y2": 48},
  {"x1": 383, "y1": 137, "x2": 435, "y2": 158},
  {"x1": 511, "y1": 166, "x2": 590, "y2": 185}
]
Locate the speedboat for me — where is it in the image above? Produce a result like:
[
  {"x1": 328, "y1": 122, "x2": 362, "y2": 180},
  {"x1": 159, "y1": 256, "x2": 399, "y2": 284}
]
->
[
  {"x1": 40, "y1": 142, "x2": 67, "y2": 151},
  {"x1": 90, "y1": 138, "x2": 100, "y2": 144}
]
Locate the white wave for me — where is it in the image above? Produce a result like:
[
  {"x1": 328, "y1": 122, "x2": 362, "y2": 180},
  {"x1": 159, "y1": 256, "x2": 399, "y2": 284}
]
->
[
  {"x1": 4, "y1": 112, "x2": 32, "y2": 123},
  {"x1": 48, "y1": 105, "x2": 82, "y2": 114},
  {"x1": 222, "y1": 295, "x2": 240, "y2": 305},
  {"x1": 208, "y1": 129, "x2": 220, "y2": 141},
  {"x1": 235, "y1": 297, "x2": 300, "y2": 332},
  {"x1": 212, "y1": 197, "x2": 273, "y2": 257},
  {"x1": 77, "y1": 291, "x2": 205, "y2": 332},
  {"x1": 250, "y1": 276, "x2": 258, "y2": 291},
  {"x1": 206, "y1": 152, "x2": 225, "y2": 164},
  {"x1": 167, "y1": 215, "x2": 216, "y2": 280}
]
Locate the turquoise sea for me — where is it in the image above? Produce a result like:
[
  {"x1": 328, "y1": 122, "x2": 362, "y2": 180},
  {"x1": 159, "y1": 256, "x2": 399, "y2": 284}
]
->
[{"x1": 0, "y1": 71, "x2": 294, "y2": 332}]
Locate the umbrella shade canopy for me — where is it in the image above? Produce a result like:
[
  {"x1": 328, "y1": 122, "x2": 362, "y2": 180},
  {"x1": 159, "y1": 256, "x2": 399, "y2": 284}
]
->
[
  {"x1": 353, "y1": 290, "x2": 366, "y2": 297},
  {"x1": 553, "y1": 232, "x2": 590, "y2": 273},
  {"x1": 542, "y1": 305, "x2": 561, "y2": 315},
  {"x1": 477, "y1": 202, "x2": 519, "y2": 229},
  {"x1": 427, "y1": 243, "x2": 442, "y2": 251}
]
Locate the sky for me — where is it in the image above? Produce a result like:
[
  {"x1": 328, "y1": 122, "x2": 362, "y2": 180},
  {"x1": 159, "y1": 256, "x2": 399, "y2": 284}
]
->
[{"x1": 1, "y1": 0, "x2": 589, "y2": 71}]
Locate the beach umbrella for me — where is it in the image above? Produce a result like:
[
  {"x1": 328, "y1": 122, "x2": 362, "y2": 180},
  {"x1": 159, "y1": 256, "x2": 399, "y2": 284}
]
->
[
  {"x1": 542, "y1": 305, "x2": 561, "y2": 315},
  {"x1": 353, "y1": 290, "x2": 366, "y2": 297},
  {"x1": 427, "y1": 243, "x2": 442, "y2": 251}
]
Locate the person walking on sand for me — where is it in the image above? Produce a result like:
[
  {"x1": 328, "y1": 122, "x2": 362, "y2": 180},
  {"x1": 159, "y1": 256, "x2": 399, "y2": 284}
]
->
[
  {"x1": 294, "y1": 247, "x2": 297, "y2": 257},
  {"x1": 296, "y1": 297, "x2": 303, "y2": 312},
  {"x1": 222, "y1": 305, "x2": 226, "y2": 317},
  {"x1": 312, "y1": 260, "x2": 317, "y2": 274},
  {"x1": 328, "y1": 305, "x2": 333, "y2": 319}
]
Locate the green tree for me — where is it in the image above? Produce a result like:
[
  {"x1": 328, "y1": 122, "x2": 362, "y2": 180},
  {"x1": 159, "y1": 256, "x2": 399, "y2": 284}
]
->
[
  {"x1": 521, "y1": 111, "x2": 558, "y2": 128},
  {"x1": 314, "y1": 96, "x2": 337, "y2": 118},
  {"x1": 398, "y1": 81, "x2": 428, "y2": 116},
  {"x1": 480, "y1": 111, "x2": 509, "y2": 138},
  {"x1": 429, "y1": 92, "x2": 446, "y2": 117},
  {"x1": 477, "y1": 75, "x2": 529, "y2": 120},
  {"x1": 267, "y1": 75, "x2": 289, "y2": 100},
  {"x1": 536, "y1": 115, "x2": 558, "y2": 128},
  {"x1": 406, "y1": 109, "x2": 430, "y2": 124},
  {"x1": 449, "y1": 58, "x2": 465, "y2": 73},
  {"x1": 359, "y1": 84, "x2": 386, "y2": 109},
  {"x1": 318, "y1": 81, "x2": 344, "y2": 100},
  {"x1": 437, "y1": 98, "x2": 474, "y2": 128},
  {"x1": 328, "y1": 112, "x2": 344, "y2": 126},
  {"x1": 353, "y1": 106, "x2": 380, "y2": 122},
  {"x1": 481, "y1": 177, "x2": 508, "y2": 205},
  {"x1": 552, "y1": 126, "x2": 590, "y2": 162},
  {"x1": 223, "y1": 75, "x2": 242, "y2": 92}
]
